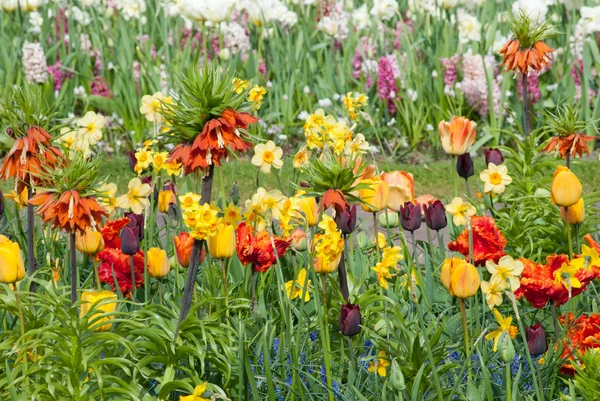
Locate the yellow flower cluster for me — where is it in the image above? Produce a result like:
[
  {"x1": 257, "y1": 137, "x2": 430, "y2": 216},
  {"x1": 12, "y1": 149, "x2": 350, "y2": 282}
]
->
[
  {"x1": 371, "y1": 245, "x2": 403, "y2": 289},
  {"x1": 303, "y1": 108, "x2": 369, "y2": 157},
  {"x1": 248, "y1": 85, "x2": 266, "y2": 110},
  {"x1": 134, "y1": 140, "x2": 182, "y2": 176},
  {"x1": 179, "y1": 192, "x2": 219, "y2": 240},
  {"x1": 342, "y1": 92, "x2": 368, "y2": 121},
  {"x1": 244, "y1": 187, "x2": 288, "y2": 232},
  {"x1": 232, "y1": 77, "x2": 250, "y2": 94},
  {"x1": 481, "y1": 255, "x2": 524, "y2": 309},
  {"x1": 313, "y1": 215, "x2": 344, "y2": 274}
]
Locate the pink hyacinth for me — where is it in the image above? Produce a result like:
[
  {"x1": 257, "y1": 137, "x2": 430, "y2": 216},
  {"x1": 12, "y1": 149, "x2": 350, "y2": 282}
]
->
[
  {"x1": 440, "y1": 56, "x2": 459, "y2": 87},
  {"x1": 377, "y1": 55, "x2": 399, "y2": 115},
  {"x1": 91, "y1": 76, "x2": 112, "y2": 98},
  {"x1": 47, "y1": 61, "x2": 72, "y2": 92},
  {"x1": 517, "y1": 73, "x2": 541, "y2": 104},
  {"x1": 461, "y1": 54, "x2": 501, "y2": 117}
]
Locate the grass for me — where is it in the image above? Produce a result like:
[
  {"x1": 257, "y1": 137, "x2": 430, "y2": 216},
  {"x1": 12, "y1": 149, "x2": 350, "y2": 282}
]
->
[{"x1": 94, "y1": 152, "x2": 600, "y2": 203}]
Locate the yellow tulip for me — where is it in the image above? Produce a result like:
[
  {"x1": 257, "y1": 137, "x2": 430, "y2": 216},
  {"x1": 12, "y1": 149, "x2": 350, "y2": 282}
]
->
[
  {"x1": 314, "y1": 252, "x2": 342, "y2": 274},
  {"x1": 208, "y1": 223, "x2": 235, "y2": 260},
  {"x1": 292, "y1": 191, "x2": 319, "y2": 227},
  {"x1": 75, "y1": 227, "x2": 105, "y2": 255},
  {"x1": 0, "y1": 235, "x2": 26, "y2": 284},
  {"x1": 147, "y1": 247, "x2": 170, "y2": 278},
  {"x1": 80, "y1": 290, "x2": 117, "y2": 331},
  {"x1": 440, "y1": 257, "x2": 480, "y2": 298},
  {"x1": 158, "y1": 190, "x2": 176, "y2": 213},
  {"x1": 359, "y1": 176, "x2": 389, "y2": 213},
  {"x1": 551, "y1": 166, "x2": 582, "y2": 207},
  {"x1": 561, "y1": 198, "x2": 585, "y2": 225}
]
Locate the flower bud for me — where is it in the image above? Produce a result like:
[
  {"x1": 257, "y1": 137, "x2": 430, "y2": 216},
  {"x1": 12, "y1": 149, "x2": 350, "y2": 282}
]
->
[
  {"x1": 526, "y1": 323, "x2": 547, "y2": 357},
  {"x1": 290, "y1": 228, "x2": 307, "y2": 251},
  {"x1": 120, "y1": 226, "x2": 140, "y2": 255},
  {"x1": 167, "y1": 203, "x2": 179, "y2": 229},
  {"x1": 0, "y1": 235, "x2": 26, "y2": 284},
  {"x1": 551, "y1": 166, "x2": 582, "y2": 207},
  {"x1": 498, "y1": 331, "x2": 515, "y2": 363},
  {"x1": 485, "y1": 148, "x2": 504, "y2": 166},
  {"x1": 400, "y1": 202, "x2": 421, "y2": 233},
  {"x1": 356, "y1": 231, "x2": 368, "y2": 248},
  {"x1": 561, "y1": 198, "x2": 584, "y2": 225},
  {"x1": 75, "y1": 227, "x2": 105, "y2": 255},
  {"x1": 389, "y1": 360, "x2": 406, "y2": 391},
  {"x1": 456, "y1": 153, "x2": 474, "y2": 179},
  {"x1": 424, "y1": 200, "x2": 447, "y2": 231},
  {"x1": 379, "y1": 210, "x2": 399, "y2": 229},
  {"x1": 335, "y1": 204, "x2": 357, "y2": 235},
  {"x1": 124, "y1": 212, "x2": 144, "y2": 241},
  {"x1": 80, "y1": 290, "x2": 117, "y2": 332},
  {"x1": 147, "y1": 247, "x2": 170, "y2": 278},
  {"x1": 339, "y1": 303, "x2": 361, "y2": 336}
]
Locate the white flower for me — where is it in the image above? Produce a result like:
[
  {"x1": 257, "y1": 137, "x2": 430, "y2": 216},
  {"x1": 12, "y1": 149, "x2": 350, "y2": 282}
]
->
[
  {"x1": 370, "y1": 0, "x2": 398, "y2": 21},
  {"x1": 442, "y1": 0, "x2": 459, "y2": 9},
  {"x1": 431, "y1": 70, "x2": 438, "y2": 78},
  {"x1": 352, "y1": 4, "x2": 371, "y2": 30},
  {"x1": 580, "y1": 6, "x2": 600, "y2": 34},
  {"x1": 457, "y1": 9, "x2": 481, "y2": 43},
  {"x1": 280, "y1": 10, "x2": 298, "y2": 28},
  {"x1": 511, "y1": 0, "x2": 548, "y2": 23},
  {"x1": 118, "y1": 0, "x2": 147, "y2": 21},
  {"x1": 407, "y1": 89, "x2": 418, "y2": 102},
  {"x1": 303, "y1": 86, "x2": 310, "y2": 94},
  {"x1": 461, "y1": 0, "x2": 485, "y2": 10},
  {"x1": 28, "y1": 11, "x2": 43, "y2": 33},
  {"x1": 77, "y1": 111, "x2": 105, "y2": 146},
  {"x1": 2, "y1": 0, "x2": 19, "y2": 11},
  {"x1": 297, "y1": 111, "x2": 309, "y2": 121},
  {"x1": 318, "y1": 98, "x2": 332, "y2": 107},
  {"x1": 425, "y1": 124, "x2": 434, "y2": 131}
]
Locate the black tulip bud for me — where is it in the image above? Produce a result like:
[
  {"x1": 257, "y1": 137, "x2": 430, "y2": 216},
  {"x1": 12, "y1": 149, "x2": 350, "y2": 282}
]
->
[
  {"x1": 456, "y1": 153, "x2": 474, "y2": 179},
  {"x1": 124, "y1": 212, "x2": 144, "y2": 241},
  {"x1": 526, "y1": 323, "x2": 547, "y2": 357},
  {"x1": 339, "y1": 303, "x2": 362, "y2": 336},
  {"x1": 335, "y1": 204, "x2": 357, "y2": 235},
  {"x1": 121, "y1": 226, "x2": 140, "y2": 255},
  {"x1": 128, "y1": 151, "x2": 137, "y2": 173},
  {"x1": 424, "y1": 200, "x2": 447, "y2": 231},
  {"x1": 485, "y1": 148, "x2": 504, "y2": 166},
  {"x1": 400, "y1": 202, "x2": 421, "y2": 233}
]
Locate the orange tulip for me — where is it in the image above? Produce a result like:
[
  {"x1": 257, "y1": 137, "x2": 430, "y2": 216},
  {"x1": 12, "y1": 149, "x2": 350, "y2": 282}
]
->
[
  {"x1": 438, "y1": 116, "x2": 477, "y2": 156},
  {"x1": 359, "y1": 176, "x2": 389, "y2": 213},
  {"x1": 440, "y1": 257, "x2": 480, "y2": 298},
  {"x1": 551, "y1": 166, "x2": 582, "y2": 207},
  {"x1": 381, "y1": 171, "x2": 414, "y2": 212},
  {"x1": 174, "y1": 232, "x2": 195, "y2": 267}
]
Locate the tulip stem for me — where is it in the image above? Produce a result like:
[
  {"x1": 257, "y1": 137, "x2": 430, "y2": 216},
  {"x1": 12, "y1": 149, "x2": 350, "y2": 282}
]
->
[
  {"x1": 70, "y1": 232, "x2": 77, "y2": 306},
  {"x1": 464, "y1": 178, "x2": 471, "y2": 199},
  {"x1": 467, "y1": 219, "x2": 474, "y2": 265},
  {"x1": 437, "y1": 230, "x2": 445, "y2": 260},
  {"x1": 411, "y1": 231, "x2": 417, "y2": 262},
  {"x1": 426, "y1": 226, "x2": 435, "y2": 265},
  {"x1": 565, "y1": 207, "x2": 573, "y2": 259},
  {"x1": 158, "y1": 280, "x2": 163, "y2": 305},
  {"x1": 94, "y1": 262, "x2": 101, "y2": 290},
  {"x1": 130, "y1": 255, "x2": 136, "y2": 301},
  {"x1": 505, "y1": 361, "x2": 512, "y2": 400},
  {"x1": 339, "y1": 237, "x2": 350, "y2": 303},
  {"x1": 373, "y1": 213, "x2": 381, "y2": 261},
  {"x1": 575, "y1": 224, "x2": 580, "y2": 254},
  {"x1": 452, "y1": 156, "x2": 458, "y2": 197},
  {"x1": 221, "y1": 259, "x2": 229, "y2": 312},
  {"x1": 459, "y1": 299, "x2": 470, "y2": 366}
]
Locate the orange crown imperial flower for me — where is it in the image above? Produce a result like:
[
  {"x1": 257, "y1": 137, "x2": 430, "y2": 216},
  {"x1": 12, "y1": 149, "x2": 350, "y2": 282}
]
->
[{"x1": 499, "y1": 39, "x2": 553, "y2": 74}]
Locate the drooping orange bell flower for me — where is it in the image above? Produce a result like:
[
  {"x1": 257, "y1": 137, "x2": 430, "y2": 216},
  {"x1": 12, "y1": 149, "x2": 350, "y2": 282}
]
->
[
  {"x1": 168, "y1": 109, "x2": 258, "y2": 175},
  {"x1": 515, "y1": 255, "x2": 600, "y2": 309},
  {"x1": 0, "y1": 126, "x2": 63, "y2": 189},
  {"x1": 499, "y1": 39, "x2": 553, "y2": 74},
  {"x1": 236, "y1": 221, "x2": 291, "y2": 273},
  {"x1": 543, "y1": 133, "x2": 595, "y2": 160},
  {"x1": 448, "y1": 216, "x2": 507, "y2": 266},
  {"x1": 29, "y1": 190, "x2": 108, "y2": 233}
]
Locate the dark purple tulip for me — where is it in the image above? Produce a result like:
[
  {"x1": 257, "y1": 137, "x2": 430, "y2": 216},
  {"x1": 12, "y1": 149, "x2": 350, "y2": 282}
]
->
[
  {"x1": 120, "y1": 226, "x2": 140, "y2": 255},
  {"x1": 424, "y1": 201, "x2": 447, "y2": 231},
  {"x1": 339, "y1": 303, "x2": 362, "y2": 336},
  {"x1": 141, "y1": 176, "x2": 158, "y2": 202},
  {"x1": 125, "y1": 212, "x2": 144, "y2": 241},
  {"x1": 335, "y1": 204, "x2": 357, "y2": 235},
  {"x1": 485, "y1": 148, "x2": 504, "y2": 166},
  {"x1": 128, "y1": 151, "x2": 137, "y2": 173},
  {"x1": 456, "y1": 153, "x2": 474, "y2": 179},
  {"x1": 400, "y1": 202, "x2": 421, "y2": 232},
  {"x1": 526, "y1": 324, "x2": 547, "y2": 357},
  {"x1": 0, "y1": 189, "x2": 4, "y2": 217}
]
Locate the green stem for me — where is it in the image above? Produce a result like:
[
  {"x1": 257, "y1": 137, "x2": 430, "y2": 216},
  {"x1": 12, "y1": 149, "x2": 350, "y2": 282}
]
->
[
  {"x1": 575, "y1": 224, "x2": 580, "y2": 255},
  {"x1": 426, "y1": 226, "x2": 435, "y2": 264},
  {"x1": 130, "y1": 255, "x2": 137, "y2": 301},
  {"x1": 321, "y1": 276, "x2": 334, "y2": 401},
  {"x1": 222, "y1": 259, "x2": 229, "y2": 313},
  {"x1": 505, "y1": 361, "x2": 512, "y2": 401},
  {"x1": 414, "y1": 301, "x2": 444, "y2": 400},
  {"x1": 158, "y1": 280, "x2": 163, "y2": 305},
  {"x1": 459, "y1": 299, "x2": 470, "y2": 368},
  {"x1": 566, "y1": 207, "x2": 573, "y2": 259},
  {"x1": 373, "y1": 212, "x2": 381, "y2": 261},
  {"x1": 452, "y1": 156, "x2": 458, "y2": 197}
]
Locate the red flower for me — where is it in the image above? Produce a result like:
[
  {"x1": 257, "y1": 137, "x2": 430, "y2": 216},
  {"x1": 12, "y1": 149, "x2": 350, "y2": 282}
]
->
[
  {"x1": 515, "y1": 255, "x2": 600, "y2": 308},
  {"x1": 448, "y1": 216, "x2": 506, "y2": 266},
  {"x1": 168, "y1": 109, "x2": 258, "y2": 175},
  {"x1": 100, "y1": 217, "x2": 130, "y2": 249},
  {"x1": 236, "y1": 222, "x2": 291, "y2": 273},
  {"x1": 97, "y1": 247, "x2": 145, "y2": 296},
  {"x1": 559, "y1": 313, "x2": 600, "y2": 375}
]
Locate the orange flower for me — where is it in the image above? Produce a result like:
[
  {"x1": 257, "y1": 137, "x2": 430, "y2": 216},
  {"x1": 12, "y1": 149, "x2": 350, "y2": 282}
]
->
[
  {"x1": 100, "y1": 218, "x2": 130, "y2": 249},
  {"x1": 499, "y1": 39, "x2": 553, "y2": 74},
  {"x1": 448, "y1": 216, "x2": 506, "y2": 266},
  {"x1": 168, "y1": 109, "x2": 258, "y2": 175},
  {"x1": 0, "y1": 126, "x2": 63, "y2": 189},
  {"x1": 438, "y1": 116, "x2": 477, "y2": 156},
  {"x1": 380, "y1": 171, "x2": 414, "y2": 212},
  {"x1": 515, "y1": 255, "x2": 600, "y2": 308},
  {"x1": 584, "y1": 234, "x2": 600, "y2": 254},
  {"x1": 174, "y1": 232, "x2": 196, "y2": 268},
  {"x1": 322, "y1": 188, "x2": 348, "y2": 215},
  {"x1": 236, "y1": 222, "x2": 291, "y2": 273},
  {"x1": 29, "y1": 190, "x2": 108, "y2": 233},
  {"x1": 559, "y1": 313, "x2": 600, "y2": 375},
  {"x1": 543, "y1": 133, "x2": 595, "y2": 159},
  {"x1": 97, "y1": 247, "x2": 145, "y2": 296}
]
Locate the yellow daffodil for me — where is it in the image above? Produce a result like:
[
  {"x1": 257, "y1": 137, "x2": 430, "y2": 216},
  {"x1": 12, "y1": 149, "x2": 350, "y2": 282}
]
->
[
  {"x1": 134, "y1": 148, "x2": 154, "y2": 174},
  {"x1": 140, "y1": 92, "x2": 173, "y2": 123},
  {"x1": 479, "y1": 163, "x2": 512, "y2": 194},
  {"x1": 481, "y1": 277, "x2": 505, "y2": 309},
  {"x1": 343, "y1": 92, "x2": 368, "y2": 121},
  {"x1": 318, "y1": 214, "x2": 339, "y2": 234},
  {"x1": 179, "y1": 192, "x2": 202, "y2": 212},
  {"x1": 445, "y1": 197, "x2": 476, "y2": 226},
  {"x1": 77, "y1": 111, "x2": 105, "y2": 145},
  {"x1": 553, "y1": 262, "x2": 582, "y2": 293},
  {"x1": 248, "y1": 85, "x2": 266, "y2": 110},
  {"x1": 485, "y1": 309, "x2": 518, "y2": 352},
  {"x1": 368, "y1": 351, "x2": 390, "y2": 377},
  {"x1": 252, "y1": 140, "x2": 283, "y2": 174},
  {"x1": 187, "y1": 203, "x2": 219, "y2": 240},
  {"x1": 152, "y1": 151, "x2": 169, "y2": 173},
  {"x1": 293, "y1": 145, "x2": 311, "y2": 168},
  {"x1": 486, "y1": 255, "x2": 523, "y2": 292},
  {"x1": 163, "y1": 160, "x2": 182, "y2": 176},
  {"x1": 4, "y1": 188, "x2": 28, "y2": 210},
  {"x1": 180, "y1": 382, "x2": 209, "y2": 401},
  {"x1": 117, "y1": 178, "x2": 152, "y2": 215},
  {"x1": 570, "y1": 245, "x2": 600, "y2": 270},
  {"x1": 284, "y1": 268, "x2": 311, "y2": 302},
  {"x1": 97, "y1": 183, "x2": 118, "y2": 214},
  {"x1": 232, "y1": 78, "x2": 250, "y2": 94},
  {"x1": 223, "y1": 202, "x2": 242, "y2": 225},
  {"x1": 376, "y1": 232, "x2": 387, "y2": 250}
]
